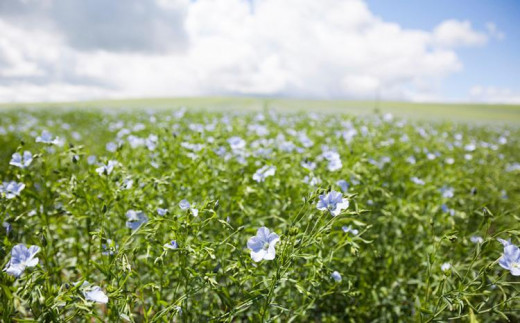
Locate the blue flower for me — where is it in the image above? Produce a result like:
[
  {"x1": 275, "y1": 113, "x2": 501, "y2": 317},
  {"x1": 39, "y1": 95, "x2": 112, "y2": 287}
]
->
[
  {"x1": 36, "y1": 130, "x2": 60, "y2": 145},
  {"x1": 106, "y1": 142, "x2": 118, "y2": 152},
  {"x1": 410, "y1": 177, "x2": 425, "y2": 185},
  {"x1": 247, "y1": 227, "x2": 280, "y2": 262},
  {"x1": 164, "y1": 240, "x2": 178, "y2": 250},
  {"x1": 331, "y1": 271, "x2": 342, "y2": 282},
  {"x1": 145, "y1": 134, "x2": 158, "y2": 151},
  {"x1": 303, "y1": 176, "x2": 321, "y2": 187},
  {"x1": 1, "y1": 181, "x2": 25, "y2": 199},
  {"x1": 95, "y1": 160, "x2": 118, "y2": 176},
  {"x1": 179, "y1": 200, "x2": 198, "y2": 217},
  {"x1": 336, "y1": 180, "x2": 349, "y2": 193},
  {"x1": 3, "y1": 244, "x2": 40, "y2": 277},
  {"x1": 301, "y1": 160, "x2": 317, "y2": 171},
  {"x1": 252, "y1": 165, "x2": 276, "y2": 183},
  {"x1": 441, "y1": 263, "x2": 451, "y2": 272},
  {"x1": 157, "y1": 208, "x2": 168, "y2": 216},
  {"x1": 125, "y1": 210, "x2": 148, "y2": 230},
  {"x1": 441, "y1": 204, "x2": 455, "y2": 216},
  {"x1": 440, "y1": 186, "x2": 454, "y2": 198},
  {"x1": 342, "y1": 225, "x2": 359, "y2": 235},
  {"x1": 81, "y1": 282, "x2": 108, "y2": 304},
  {"x1": 316, "y1": 190, "x2": 349, "y2": 216},
  {"x1": 179, "y1": 199, "x2": 190, "y2": 210},
  {"x1": 87, "y1": 155, "x2": 97, "y2": 165},
  {"x1": 470, "y1": 236, "x2": 483, "y2": 244},
  {"x1": 10, "y1": 151, "x2": 33, "y2": 168},
  {"x1": 498, "y1": 242, "x2": 520, "y2": 276},
  {"x1": 2, "y1": 222, "x2": 12, "y2": 234},
  {"x1": 228, "y1": 136, "x2": 246, "y2": 150},
  {"x1": 102, "y1": 239, "x2": 118, "y2": 256},
  {"x1": 322, "y1": 151, "x2": 342, "y2": 171}
]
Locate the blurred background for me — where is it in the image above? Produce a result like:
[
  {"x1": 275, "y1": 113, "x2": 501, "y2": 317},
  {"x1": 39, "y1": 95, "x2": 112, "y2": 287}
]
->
[{"x1": 0, "y1": 0, "x2": 519, "y2": 107}]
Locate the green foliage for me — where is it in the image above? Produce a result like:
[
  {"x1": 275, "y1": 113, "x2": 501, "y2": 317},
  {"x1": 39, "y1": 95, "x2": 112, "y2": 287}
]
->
[{"x1": 0, "y1": 108, "x2": 519, "y2": 322}]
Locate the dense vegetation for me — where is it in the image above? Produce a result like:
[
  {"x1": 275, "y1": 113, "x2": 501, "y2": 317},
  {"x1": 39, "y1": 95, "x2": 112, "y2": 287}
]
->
[{"x1": 0, "y1": 108, "x2": 519, "y2": 322}]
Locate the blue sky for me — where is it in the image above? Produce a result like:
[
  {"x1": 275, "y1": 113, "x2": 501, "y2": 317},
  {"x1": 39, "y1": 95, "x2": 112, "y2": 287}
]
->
[
  {"x1": 0, "y1": 0, "x2": 518, "y2": 103},
  {"x1": 367, "y1": 0, "x2": 520, "y2": 101}
]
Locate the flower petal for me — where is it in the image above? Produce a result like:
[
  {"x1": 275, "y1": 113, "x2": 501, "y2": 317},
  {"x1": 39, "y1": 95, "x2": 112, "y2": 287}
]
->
[
  {"x1": 511, "y1": 267, "x2": 520, "y2": 276},
  {"x1": 25, "y1": 257, "x2": 39, "y2": 267},
  {"x1": 257, "y1": 227, "x2": 270, "y2": 241},
  {"x1": 251, "y1": 249, "x2": 267, "y2": 262},
  {"x1": 28, "y1": 245, "x2": 40, "y2": 256},
  {"x1": 263, "y1": 245, "x2": 276, "y2": 260},
  {"x1": 85, "y1": 287, "x2": 108, "y2": 304},
  {"x1": 4, "y1": 264, "x2": 24, "y2": 277},
  {"x1": 267, "y1": 233, "x2": 280, "y2": 244},
  {"x1": 247, "y1": 236, "x2": 263, "y2": 252},
  {"x1": 499, "y1": 256, "x2": 511, "y2": 270}
]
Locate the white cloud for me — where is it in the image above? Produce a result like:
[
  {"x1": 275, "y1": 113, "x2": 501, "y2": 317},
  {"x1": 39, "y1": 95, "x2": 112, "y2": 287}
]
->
[
  {"x1": 432, "y1": 20, "x2": 488, "y2": 48},
  {"x1": 469, "y1": 85, "x2": 520, "y2": 104},
  {"x1": 0, "y1": 20, "x2": 61, "y2": 78},
  {"x1": 0, "y1": 0, "x2": 505, "y2": 102},
  {"x1": 485, "y1": 22, "x2": 506, "y2": 40}
]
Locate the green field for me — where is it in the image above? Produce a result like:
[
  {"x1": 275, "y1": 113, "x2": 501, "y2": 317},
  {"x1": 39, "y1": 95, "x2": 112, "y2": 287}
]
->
[
  {"x1": 2, "y1": 97, "x2": 520, "y2": 124},
  {"x1": 0, "y1": 102, "x2": 519, "y2": 321}
]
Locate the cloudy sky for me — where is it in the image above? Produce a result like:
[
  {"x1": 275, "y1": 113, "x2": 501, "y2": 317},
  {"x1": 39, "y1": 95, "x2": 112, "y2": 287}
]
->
[{"x1": 0, "y1": 0, "x2": 518, "y2": 103}]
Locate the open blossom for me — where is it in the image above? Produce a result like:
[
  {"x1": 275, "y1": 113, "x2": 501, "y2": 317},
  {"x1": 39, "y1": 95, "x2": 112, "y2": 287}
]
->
[
  {"x1": 440, "y1": 186, "x2": 454, "y2": 198},
  {"x1": 303, "y1": 176, "x2": 321, "y2": 186},
  {"x1": 1, "y1": 181, "x2": 25, "y2": 199},
  {"x1": 125, "y1": 210, "x2": 148, "y2": 230},
  {"x1": 342, "y1": 225, "x2": 359, "y2": 235},
  {"x1": 441, "y1": 263, "x2": 451, "y2": 272},
  {"x1": 316, "y1": 190, "x2": 349, "y2": 216},
  {"x1": 121, "y1": 178, "x2": 134, "y2": 190},
  {"x1": 441, "y1": 204, "x2": 455, "y2": 216},
  {"x1": 336, "y1": 180, "x2": 349, "y2": 193},
  {"x1": 247, "y1": 227, "x2": 280, "y2": 262},
  {"x1": 322, "y1": 151, "x2": 342, "y2": 171},
  {"x1": 301, "y1": 160, "x2": 316, "y2": 171},
  {"x1": 331, "y1": 271, "x2": 342, "y2": 282},
  {"x1": 36, "y1": 130, "x2": 60, "y2": 145},
  {"x1": 470, "y1": 236, "x2": 483, "y2": 244},
  {"x1": 81, "y1": 282, "x2": 109, "y2": 304},
  {"x1": 228, "y1": 136, "x2": 246, "y2": 150},
  {"x1": 96, "y1": 160, "x2": 118, "y2": 176},
  {"x1": 87, "y1": 155, "x2": 97, "y2": 165},
  {"x1": 179, "y1": 199, "x2": 199, "y2": 216},
  {"x1": 506, "y1": 163, "x2": 520, "y2": 172},
  {"x1": 10, "y1": 151, "x2": 33, "y2": 168},
  {"x1": 164, "y1": 240, "x2": 178, "y2": 249},
  {"x1": 146, "y1": 134, "x2": 158, "y2": 151},
  {"x1": 252, "y1": 165, "x2": 276, "y2": 183},
  {"x1": 3, "y1": 244, "x2": 40, "y2": 277},
  {"x1": 498, "y1": 241, "x2": 520, "y2": 276},
  {"x1": 106, "y1": 142, "x2": 118, "y2": 152},
  {"x1": 411, "y1": 177, "x2": 425, "y2": 185}
]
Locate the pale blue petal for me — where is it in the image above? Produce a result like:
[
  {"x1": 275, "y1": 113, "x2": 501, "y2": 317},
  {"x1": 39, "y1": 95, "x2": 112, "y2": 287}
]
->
[
  {"x1": 251, "y1": 249, "x2": 266, "y2": 262},
  {"x1": 247, "y1": 236, "x2": 263, "y2": 252},
  {"x1": 257, "y1": 227, "x2": 270, "y2": 241}
]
